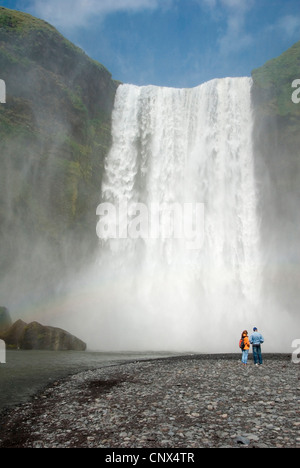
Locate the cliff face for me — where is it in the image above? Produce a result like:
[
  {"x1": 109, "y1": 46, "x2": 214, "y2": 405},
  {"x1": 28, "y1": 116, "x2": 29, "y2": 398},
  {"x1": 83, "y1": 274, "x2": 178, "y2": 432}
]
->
[
  {"x1": 0, "y1": 7, "x2": 118, "y2": 299},
  {"x1": 251, "y1": 41, "x2": 300, "y2": 310}
]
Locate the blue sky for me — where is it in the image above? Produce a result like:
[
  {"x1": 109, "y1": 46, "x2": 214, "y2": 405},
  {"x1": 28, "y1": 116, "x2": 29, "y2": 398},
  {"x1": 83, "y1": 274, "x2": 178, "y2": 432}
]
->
[{"x1": 1, "y1": 0, "x2": 300, "y2": 87}]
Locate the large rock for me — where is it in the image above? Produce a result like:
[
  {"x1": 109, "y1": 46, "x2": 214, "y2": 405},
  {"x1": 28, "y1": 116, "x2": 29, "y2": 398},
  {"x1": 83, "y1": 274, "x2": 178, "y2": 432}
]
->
[
  {"x1": 21, "y1": 321, "x2": 86, "y2": 351},
  {"x1": 0, "y1": 306, "x2": 12, "y2": 333},
  {"x1": 0, "y1": 320, "x2": 86, "y2": 351}
]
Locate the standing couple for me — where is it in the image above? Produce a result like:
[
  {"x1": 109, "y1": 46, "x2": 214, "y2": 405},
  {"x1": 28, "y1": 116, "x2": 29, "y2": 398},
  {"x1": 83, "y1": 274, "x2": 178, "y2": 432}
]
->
[{"x1": 240, "y1": 327, "x2": 264, "y2": 366}]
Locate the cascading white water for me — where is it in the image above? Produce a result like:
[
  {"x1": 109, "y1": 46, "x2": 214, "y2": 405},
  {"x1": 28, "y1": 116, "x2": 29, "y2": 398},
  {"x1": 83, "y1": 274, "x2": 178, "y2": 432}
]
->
[{"x1": 97, "y1": 77, "x2": 262, "y2": 352}]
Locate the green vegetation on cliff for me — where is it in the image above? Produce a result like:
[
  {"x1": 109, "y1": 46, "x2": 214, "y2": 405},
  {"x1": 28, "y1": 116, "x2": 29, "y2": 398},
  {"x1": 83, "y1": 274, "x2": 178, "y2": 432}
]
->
[
  {"x1": 252, "y1": 40, "x2": 300, "y2": 152},
  {"x1": 0, "y1": 7, "x2": 118, "y2": 277},
  {"x1": 251, "y1": 40, "x2": 300, "y2": 188},
  {"x1": 251, "y1": 41, "x2": 300, "y2": 310},
  {"x1": 252, "y1": 41, "x2": 300, "y2": 117}
]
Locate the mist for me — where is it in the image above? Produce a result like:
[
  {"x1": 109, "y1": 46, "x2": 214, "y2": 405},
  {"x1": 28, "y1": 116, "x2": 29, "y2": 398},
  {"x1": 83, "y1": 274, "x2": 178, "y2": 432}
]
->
[
  {"x1": 2, "y1": 77, "x2": 295, "y2": 355},
  {"x1": 1, "y1": 26, "x2": 299, "y2": 354},
  {"x1": 0, "y1": 11, "x2": 115, "y2": 342}
]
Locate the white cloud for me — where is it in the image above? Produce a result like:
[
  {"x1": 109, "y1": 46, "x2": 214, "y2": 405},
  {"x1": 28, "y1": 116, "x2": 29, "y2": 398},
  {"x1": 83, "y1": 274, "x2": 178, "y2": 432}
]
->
[
  {"x1": 219, "y1": 7, "x2": 254, "y2": 55},
  {"x1": 201, "y1": 0, "x2": 217, "y2": 7},
  {"x1": 198, "y1": 0, "x2": 251, "y2": 13},
  {"x1": 199, "y1": 0, "x2": 254, "y2": 55},
  {"x1": 277, "y1": 15, "x2": 300, "y2": 39},
  {"x1": 23, "y1": 0, "x2": 172, "y2": 30},
  {"x1": 263, "y1": 13, "x2": 300, "y2": 45},
  {"x1": 220, "y1": 0, "x2": 249, "y2": 10}
]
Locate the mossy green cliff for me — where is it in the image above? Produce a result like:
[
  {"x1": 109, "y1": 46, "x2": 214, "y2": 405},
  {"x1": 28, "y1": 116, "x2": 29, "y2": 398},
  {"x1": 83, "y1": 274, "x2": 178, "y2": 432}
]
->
[
  {"x1": 251, "y1": 41, "x2": 300, "y2": 309},
  {"x1": 252, "y1": 41, "x2": 300, "y2": 151},
  {"x1": 0, "y1": 7, "x2": 118, "y2": 280}
]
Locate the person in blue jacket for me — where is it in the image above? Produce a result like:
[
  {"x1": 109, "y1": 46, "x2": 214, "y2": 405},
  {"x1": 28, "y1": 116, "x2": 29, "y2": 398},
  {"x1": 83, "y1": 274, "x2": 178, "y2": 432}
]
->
[{"x1": 249, "y1": 327, "x2": 264, "y2": 366}]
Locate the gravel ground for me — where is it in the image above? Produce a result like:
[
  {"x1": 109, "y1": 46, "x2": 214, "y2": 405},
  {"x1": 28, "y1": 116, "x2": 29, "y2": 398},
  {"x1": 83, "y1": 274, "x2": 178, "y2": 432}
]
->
[{"x1": 0, "y1": 354, "x2": 299, "y2": 449}]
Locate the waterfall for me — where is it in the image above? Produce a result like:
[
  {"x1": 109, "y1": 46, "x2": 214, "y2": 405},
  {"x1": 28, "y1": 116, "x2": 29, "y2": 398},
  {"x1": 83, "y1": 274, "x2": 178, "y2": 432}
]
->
[{"x1": 97, "y1": 78, "x2": 262, "y2": 352}]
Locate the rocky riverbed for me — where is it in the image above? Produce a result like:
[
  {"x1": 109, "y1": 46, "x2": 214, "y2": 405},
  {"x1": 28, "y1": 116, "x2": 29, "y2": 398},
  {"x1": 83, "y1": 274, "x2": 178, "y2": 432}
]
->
[{"x1": 0, "y1": 354, "x2": 299, "y2": 448}]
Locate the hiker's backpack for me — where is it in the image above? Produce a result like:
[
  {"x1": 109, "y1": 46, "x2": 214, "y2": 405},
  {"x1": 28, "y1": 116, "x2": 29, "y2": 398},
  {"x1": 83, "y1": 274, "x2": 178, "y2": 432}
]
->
[{"x1": 239, "y1": 338, "x2": 245, "y2": 350}]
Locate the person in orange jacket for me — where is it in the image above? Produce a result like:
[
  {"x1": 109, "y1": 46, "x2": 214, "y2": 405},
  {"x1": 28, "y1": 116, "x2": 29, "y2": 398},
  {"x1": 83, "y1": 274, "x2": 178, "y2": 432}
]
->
[{"x1": 240, "y1": 330, "x2": 250, "y2": 365}]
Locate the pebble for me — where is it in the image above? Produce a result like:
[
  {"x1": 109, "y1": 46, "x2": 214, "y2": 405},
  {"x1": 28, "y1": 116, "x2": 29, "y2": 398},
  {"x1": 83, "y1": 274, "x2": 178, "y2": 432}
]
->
[
  {"x1": 235, "y1": 436, "x2": 250, "y2": 445},
  {"x1": 0, "y1": 355, "x2": 299, "y2": 448}
]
